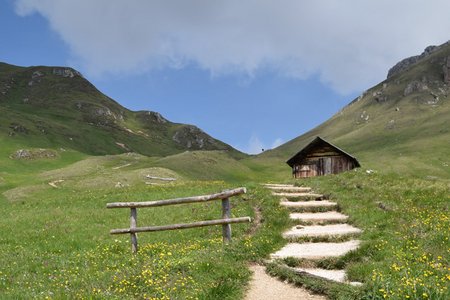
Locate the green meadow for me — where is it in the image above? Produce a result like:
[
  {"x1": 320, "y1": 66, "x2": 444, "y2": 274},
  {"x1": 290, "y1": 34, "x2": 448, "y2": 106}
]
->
[
  {"x1": 0, "y1": 142, "x2": 290, "y2": 299},
  {"x1": 1, "y1": 135, "x2": 449, "y2": 299}
]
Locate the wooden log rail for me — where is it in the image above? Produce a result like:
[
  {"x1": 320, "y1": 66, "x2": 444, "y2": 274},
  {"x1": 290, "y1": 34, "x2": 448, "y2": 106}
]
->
[
  {"x1": 107, "y1": 187, "x2": 246, "y2": 208},
  {"x1": 107, "y1": 187, "x2": 250, "y2": 253},
  {"x1": 110, "y1": 217, "x2": 251, "y2": 234}
]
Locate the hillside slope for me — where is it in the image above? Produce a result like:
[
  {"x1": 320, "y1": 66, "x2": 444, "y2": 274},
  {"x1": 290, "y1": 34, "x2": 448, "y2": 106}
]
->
[
  {"x1": 0, "y1": 62, "x2": 242, "y2": 158},
  {"x1": 260, "y1": 41, "x2": 450, "y2": 178}
]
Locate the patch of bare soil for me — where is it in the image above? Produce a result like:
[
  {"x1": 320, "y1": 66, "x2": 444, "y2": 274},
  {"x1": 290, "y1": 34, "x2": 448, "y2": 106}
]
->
[{"x1": 246, "y1": 206, "x2": 262, "y2": 235}]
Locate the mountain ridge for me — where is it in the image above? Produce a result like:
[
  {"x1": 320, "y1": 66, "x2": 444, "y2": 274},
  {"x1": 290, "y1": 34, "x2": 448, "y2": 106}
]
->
[
  {"x1": 0, "y1": 62, "x2": 244, "y2": 158},
  {"x1": 260, "y1": 41, "x2": 450, "y2": 178},
  {"x1": 386, "y1": 41, "x2": 449, "y2": 78}
]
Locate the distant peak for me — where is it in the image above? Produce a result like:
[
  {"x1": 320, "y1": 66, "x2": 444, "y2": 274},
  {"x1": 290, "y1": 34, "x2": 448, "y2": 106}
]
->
[{"x1": 387, "y1": 41, "x2": 449, "y2": 79}]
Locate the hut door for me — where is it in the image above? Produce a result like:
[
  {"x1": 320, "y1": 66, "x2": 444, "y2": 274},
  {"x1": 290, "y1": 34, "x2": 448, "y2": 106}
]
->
[{"x1": 319, "y1": 157, "x2": 332, "y2": 175}]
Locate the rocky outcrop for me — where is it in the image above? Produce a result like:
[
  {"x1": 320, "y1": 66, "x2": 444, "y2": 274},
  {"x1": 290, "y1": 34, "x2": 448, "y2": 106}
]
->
[
  {"x1": 52, "y1": 68, "x2": 82, "y2": 78},
  {"x1": 9, "y1": 123, "x2": 28, "y2": 134},
  {"x1": 387, "y1": 45, "x2": 440, "y2": 79},
  {"x1": 139, "y1": 111, "x2": 168, "y2": 124},
  {"x1": 26, "y1": 68, "x2": 81, "y2": 87},
  {"x1": 358, "y1": 111, "x2": 370, "y2": 123},
  {"x1": 32, "y1": 71, "x2": 44, "y2": 79},
  {"x1": 10, "y1": 149, "x2": 57, "y2": 160},
  {"x1": 28, "y1": 70, "x2": 45, "y2": 87},
  {"x1": 1, "y1": 77, "x2": 15, "y2": 96},
  {"x1": 76, "y1": 102, "x2": 123, "y2": 126},
  {"x1": 172, "y1": 125, "x2": 216, "y2": 149},
  {"x1": 404, "y1": 80, "x2": 428, "y2": 96},
  {"x1": 444, "y1": 56, "x2": 450, "y2": 83},
  {"x1": 89, "y1": 106, "x2": 122, "y2": 126},
  {"x1": 372, "y1": 90, "x2": 387, "y2": 103}
]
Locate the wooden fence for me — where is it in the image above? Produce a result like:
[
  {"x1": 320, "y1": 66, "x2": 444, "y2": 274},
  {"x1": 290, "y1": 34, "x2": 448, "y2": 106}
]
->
[{"x1": 107, "y1": 187, "x2": 251, "y2": 253}]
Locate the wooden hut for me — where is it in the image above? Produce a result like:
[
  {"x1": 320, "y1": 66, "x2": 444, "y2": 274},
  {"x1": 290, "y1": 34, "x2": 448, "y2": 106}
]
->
[{"x1": 287, "y1": 137, "x2": 360, "y2": 178}]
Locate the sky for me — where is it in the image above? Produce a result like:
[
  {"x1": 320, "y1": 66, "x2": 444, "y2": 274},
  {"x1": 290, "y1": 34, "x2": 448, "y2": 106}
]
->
[{"x1": 1, "y1": 0, "x2": 450, "y2": 154}]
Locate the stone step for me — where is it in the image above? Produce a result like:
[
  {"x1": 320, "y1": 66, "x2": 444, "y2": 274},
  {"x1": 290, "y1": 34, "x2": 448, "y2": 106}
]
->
[
  {"x1": 283, "y1": 224, "x2": 362, "y2": 238},
  {"x1": 292, "y1": 268, "x2": 362, "y2": 286},
  {"x1": 269, "y1": 186, "x2": 311, "y2": 193},
  {"x1": 290, "y1": 211, "x2": 349, "y2": 223},
  {"x1": 263, "y1": 183, "x2": 295, "y2": 188},
  {"x1": 295, "y1": 268, "x2": 346, "y2": 283},
  {"x1": 280, "y1": 200, "x2": 338, "y2": 209},
  {"x1": 270, "y1": 240, "x2": 360, "y2": 260},
  {"x1": 273, "y1": 192, "x2": 324, "y2": 200},
  {"x1": 265, "y1": 185, "x2": 312, "y2": 192}
]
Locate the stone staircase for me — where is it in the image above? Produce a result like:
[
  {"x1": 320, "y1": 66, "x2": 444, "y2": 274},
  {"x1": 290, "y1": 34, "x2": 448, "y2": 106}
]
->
[
  {"x1": 289, "y1": 211, "x2": 349, "y2": 223},
  {"x1": 282, "y1": 224, "x2": 361, "y2": 240},
  {"x1": 263, "y1": 183, "x2": 362, "y2": 286}
]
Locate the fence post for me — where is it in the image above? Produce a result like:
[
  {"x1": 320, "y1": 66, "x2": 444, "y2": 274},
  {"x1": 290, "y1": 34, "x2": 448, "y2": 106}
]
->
[
  {"x1": 130, "y1": 208, "x2": 138, "y2": 253},
  {"x1": 108, "y1": 188, "x2": 250, "y2": 252},
  {"x1": 221, "y1": 198, "x2": 231, "y2": 243}
]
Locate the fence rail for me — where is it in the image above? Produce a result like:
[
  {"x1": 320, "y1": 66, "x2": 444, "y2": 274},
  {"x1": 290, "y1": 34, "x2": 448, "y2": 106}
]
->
[
  {"x1": 107, "y1": 187, "x2": 246, "y2": 209},
  {"x1": 110, "y1": 217, "x2": 251, "y2": 235},
  {"x1": 107, "y1": 187, "x2": 251, "y2": 253}
]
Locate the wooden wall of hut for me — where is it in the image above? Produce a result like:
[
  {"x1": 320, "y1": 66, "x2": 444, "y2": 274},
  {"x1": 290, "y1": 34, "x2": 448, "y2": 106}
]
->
[
  {"x1": 291, "y1": 148, "x2": 358, "y2": 178},
  {"x1": 287, "y1": 136, "x2": 360, "y2": 178}
]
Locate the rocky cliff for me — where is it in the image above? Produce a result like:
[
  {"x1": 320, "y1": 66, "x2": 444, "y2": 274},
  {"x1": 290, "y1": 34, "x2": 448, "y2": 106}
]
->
[{"x1": 387, "y1": 41, "x2": 449, "y2": 79}]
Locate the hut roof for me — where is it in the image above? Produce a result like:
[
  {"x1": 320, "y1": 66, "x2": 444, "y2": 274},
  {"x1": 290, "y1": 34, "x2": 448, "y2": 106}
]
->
[{"x1": 286, "y1": 136, "x2": 360, "y2": 167}]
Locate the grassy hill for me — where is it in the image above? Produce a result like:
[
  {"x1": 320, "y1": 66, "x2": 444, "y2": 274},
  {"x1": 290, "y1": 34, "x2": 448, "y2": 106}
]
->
[
  {"x1": 0, "y1": 62, "x2": 243, "y2": 158},
  {"x1": 260, "y1": 42, "x2": 450, "y2": 179}
]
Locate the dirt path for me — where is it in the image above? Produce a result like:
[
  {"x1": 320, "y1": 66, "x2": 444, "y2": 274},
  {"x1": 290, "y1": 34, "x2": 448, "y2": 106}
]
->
[
  {"x1": 246, "y1": 206, "x2": 263, "y2": 236},
  {"x1": 244, "y1": 265, "x2": 326, "y2": 300},
  {"x1": 244, "y1": 183, "x2": 363, "y2": 299}
]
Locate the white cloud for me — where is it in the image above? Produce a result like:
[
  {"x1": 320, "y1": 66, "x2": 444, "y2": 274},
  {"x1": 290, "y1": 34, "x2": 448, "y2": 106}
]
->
[
  {"x1": 14, "y1": 0, "x2": 450, "y2": 94},
  {"x1": 271, "y1": 138, "x2": 284, "y2": 149},
  {"x1": 245, "y1": 135, "x2": 265, "y2": 155},
  {"x1": 239, "y1": 136, "x2": 284, "y2": 154}
]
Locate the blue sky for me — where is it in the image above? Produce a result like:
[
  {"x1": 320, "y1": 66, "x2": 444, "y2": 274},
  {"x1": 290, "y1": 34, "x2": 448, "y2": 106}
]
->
[{"x1": 2, "y1": 1, "x2": 450, "y2": 154}]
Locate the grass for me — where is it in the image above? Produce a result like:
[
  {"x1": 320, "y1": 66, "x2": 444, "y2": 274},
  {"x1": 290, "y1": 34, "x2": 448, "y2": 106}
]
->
[
  {"x1": 1, "y1": 141, "x2": 449, "y2": 299},
  {"x1": 0, "y1": 147, "x2": 292, "y2": 299},
  {"x1": 265, "y1": 170, "x2": 449, "y2": 300},
  {"x1": 1, "y1": 130, "x2": 450, "y2": 299}
]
